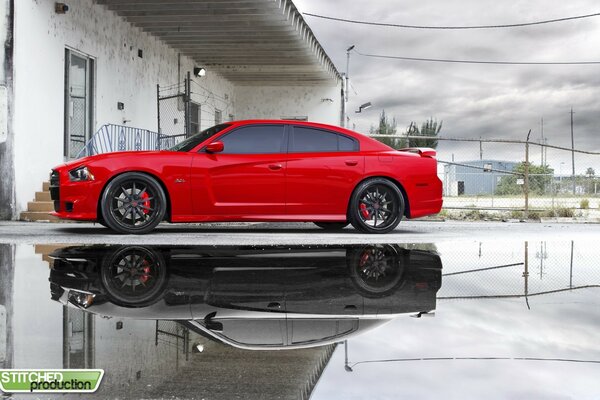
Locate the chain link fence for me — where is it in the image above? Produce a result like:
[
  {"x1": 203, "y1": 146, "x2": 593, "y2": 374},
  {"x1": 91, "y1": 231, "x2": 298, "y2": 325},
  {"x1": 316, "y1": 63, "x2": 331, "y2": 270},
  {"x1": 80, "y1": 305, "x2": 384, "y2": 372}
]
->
[
  {"x1": 369, "y1": 134, "x2": 600, "y2": 219},
  {"x1": 438, "y1": 241, "x2": 599, "y2": 304}
]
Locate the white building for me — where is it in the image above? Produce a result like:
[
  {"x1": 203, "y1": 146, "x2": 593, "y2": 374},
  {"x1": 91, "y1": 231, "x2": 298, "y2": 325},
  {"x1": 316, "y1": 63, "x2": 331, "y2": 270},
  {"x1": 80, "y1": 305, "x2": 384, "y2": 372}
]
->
[{"x1": 0, "y1": 0, "x2": 342, "y2": 220}]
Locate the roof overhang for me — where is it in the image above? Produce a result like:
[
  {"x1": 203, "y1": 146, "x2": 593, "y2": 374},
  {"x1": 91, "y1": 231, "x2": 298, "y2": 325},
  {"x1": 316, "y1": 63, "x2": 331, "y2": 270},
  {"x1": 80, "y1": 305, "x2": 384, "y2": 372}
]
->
[{"x1": 96, "y1": 0, "x2": 342, "y2": 86}]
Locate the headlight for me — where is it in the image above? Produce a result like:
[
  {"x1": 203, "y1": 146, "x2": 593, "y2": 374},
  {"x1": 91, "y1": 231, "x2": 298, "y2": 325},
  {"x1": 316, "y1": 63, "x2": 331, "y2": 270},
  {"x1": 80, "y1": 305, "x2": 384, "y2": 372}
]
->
[
  {"x1": 69, "y1": 166, "x2": 94, "y2": 182},
  {"x1": 68, "y1": 290, "x2": 96, "y2": 308}
]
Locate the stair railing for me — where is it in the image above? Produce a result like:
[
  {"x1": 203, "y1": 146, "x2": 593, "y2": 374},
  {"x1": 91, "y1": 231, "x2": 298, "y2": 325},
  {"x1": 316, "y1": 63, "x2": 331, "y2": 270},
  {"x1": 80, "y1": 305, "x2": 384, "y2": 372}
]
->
[{"x1": 75, "y1": 124, "x2": 185, "y2": 159}]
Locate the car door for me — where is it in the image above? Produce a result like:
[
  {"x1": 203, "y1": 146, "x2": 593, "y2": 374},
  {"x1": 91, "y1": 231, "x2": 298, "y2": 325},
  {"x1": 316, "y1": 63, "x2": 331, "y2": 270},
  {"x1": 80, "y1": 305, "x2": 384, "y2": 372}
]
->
[
  {"x1": 285, "y1": 125, "x2": 364, "y2": 217},
  {"x1": 191, "y1": 124, "x2": 287, "y2": 216}
]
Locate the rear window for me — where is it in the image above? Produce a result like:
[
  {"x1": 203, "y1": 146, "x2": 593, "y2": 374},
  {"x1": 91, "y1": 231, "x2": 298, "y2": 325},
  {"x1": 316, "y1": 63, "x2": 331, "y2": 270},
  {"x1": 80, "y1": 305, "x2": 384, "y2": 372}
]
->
[{"x1": 290, "y1": 127, "x2": 358, "y2": 153}]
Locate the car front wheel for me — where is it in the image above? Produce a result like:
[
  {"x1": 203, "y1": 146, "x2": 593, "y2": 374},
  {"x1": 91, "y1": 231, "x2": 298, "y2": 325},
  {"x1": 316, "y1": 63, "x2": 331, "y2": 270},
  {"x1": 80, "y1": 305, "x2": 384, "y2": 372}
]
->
[
  {"x1": 100, "y1": 172, "x2": 167, "y2": 234},
  {"x1": 349, "y1": 178, "x2": 404, "y2": 234}
]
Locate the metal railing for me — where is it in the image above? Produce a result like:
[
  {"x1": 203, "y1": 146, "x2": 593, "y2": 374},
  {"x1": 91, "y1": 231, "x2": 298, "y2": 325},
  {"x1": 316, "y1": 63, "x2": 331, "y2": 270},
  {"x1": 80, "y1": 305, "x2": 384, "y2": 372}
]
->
[{"x1": 76, "y1": 124, "x2": 186, "y2": 159}]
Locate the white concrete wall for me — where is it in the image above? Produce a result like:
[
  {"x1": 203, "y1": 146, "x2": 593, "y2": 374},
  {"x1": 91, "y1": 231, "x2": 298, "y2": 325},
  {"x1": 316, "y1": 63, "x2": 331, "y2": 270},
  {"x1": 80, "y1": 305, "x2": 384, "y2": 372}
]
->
[
  {"x1": 12, "y1": 0, "x2": 235, "y2": 213},
  {"x1": 235, "y1": 85, "x2": 342, "y2": 126},
  {"x1": 0, "y1": 0, "x2": 7, "y2": 145}
]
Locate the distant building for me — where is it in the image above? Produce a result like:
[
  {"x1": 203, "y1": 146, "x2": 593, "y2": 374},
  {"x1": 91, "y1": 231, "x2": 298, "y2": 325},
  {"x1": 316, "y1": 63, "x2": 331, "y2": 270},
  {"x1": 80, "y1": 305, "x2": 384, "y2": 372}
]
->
[{"x1": 444, "y1": 160, "x2": 517, "y2": 196}]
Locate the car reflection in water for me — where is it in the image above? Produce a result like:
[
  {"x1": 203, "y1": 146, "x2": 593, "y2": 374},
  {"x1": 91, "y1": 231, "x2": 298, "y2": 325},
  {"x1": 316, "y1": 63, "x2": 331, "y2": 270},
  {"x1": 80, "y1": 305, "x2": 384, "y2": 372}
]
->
[{"x1": 49, "y1": 244, "x2": 442, "y2": 350}]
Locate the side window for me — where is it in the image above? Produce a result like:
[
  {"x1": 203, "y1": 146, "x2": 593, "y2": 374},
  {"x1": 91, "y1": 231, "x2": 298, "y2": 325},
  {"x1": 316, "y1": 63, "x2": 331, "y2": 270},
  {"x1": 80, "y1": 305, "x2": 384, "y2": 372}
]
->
[
  {"x1": 219, "y1": 125, "x2": 285, "y2": 154},
  {"x1": 291, "y1": 127, "x2": 358, "y2": 153},
  {"x1": 338, "y1": 134, "x2": 358, "y2": 151}
]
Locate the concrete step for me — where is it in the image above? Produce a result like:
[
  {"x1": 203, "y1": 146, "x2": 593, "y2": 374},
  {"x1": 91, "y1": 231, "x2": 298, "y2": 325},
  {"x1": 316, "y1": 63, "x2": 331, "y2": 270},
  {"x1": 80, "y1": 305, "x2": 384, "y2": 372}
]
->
[
  {"x1": 42, "y1": 181, "x2": 50, "y2": 191},
  {"x1": 35, "y1": 191, "x2": 51, "y2": 201},
  {"x1": 27, "y1": 201, "x2": 54, "y2": 212},
  {"x1": 20, "y1": 211, "x2": 61, "y2": 222},
  {"x1": 35, "y1": 244, "x2": 70, "y2": 266}
]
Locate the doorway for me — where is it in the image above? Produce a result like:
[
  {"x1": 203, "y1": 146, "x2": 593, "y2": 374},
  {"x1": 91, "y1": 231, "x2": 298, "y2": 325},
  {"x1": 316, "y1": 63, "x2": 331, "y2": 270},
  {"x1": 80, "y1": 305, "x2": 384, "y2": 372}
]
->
[{"x1": 64, "y1": 49, "x2": 94, "y2": 159}]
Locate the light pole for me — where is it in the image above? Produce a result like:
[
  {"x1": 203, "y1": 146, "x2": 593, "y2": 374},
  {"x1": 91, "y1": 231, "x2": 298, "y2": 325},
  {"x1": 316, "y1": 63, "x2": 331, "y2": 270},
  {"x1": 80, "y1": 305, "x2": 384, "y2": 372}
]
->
[
  {"x1": 355, "y1": 102, "x2": 372, "y2": 113},
  {"x1": 343, "y1": 45, "x2": 355, "y2": 128}
]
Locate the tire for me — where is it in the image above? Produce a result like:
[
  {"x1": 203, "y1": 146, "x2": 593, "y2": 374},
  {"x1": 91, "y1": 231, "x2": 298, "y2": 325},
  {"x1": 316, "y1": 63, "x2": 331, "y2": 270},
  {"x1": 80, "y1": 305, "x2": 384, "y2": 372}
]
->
[
  {"x1": 348, "y1": 178, "x2": 404, "y2": 234},
  {"x1": 100, "y1": 246, "x2": 168, "y2": 307},
  {"x1": 346, "y1": 245, "x2": 405, "y2": 297},
  {"x1": 100, "y1": 172, "x2": 167, "y2": 234},
  {"x1": 314, "y1": 222, "x2": 349, "y2": 230}
]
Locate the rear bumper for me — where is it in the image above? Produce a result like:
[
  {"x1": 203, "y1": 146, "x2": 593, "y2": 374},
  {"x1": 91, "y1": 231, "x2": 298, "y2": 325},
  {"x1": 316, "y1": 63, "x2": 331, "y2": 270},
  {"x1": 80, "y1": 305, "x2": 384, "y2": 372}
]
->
[{"x1": 409, "y1": 198, "x2": 443, "y2": 219}]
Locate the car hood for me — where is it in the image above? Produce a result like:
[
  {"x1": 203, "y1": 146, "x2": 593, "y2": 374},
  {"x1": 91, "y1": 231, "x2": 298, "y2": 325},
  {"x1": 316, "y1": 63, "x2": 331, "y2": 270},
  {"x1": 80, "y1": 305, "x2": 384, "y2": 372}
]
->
[{"x1": 56, "y1": 150, "x2": 176, "y2": 170}]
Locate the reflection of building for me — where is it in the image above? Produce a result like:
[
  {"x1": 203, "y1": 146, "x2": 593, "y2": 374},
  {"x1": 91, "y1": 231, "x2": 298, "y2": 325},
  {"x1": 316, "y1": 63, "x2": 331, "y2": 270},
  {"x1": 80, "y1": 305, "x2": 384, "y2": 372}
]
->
[
  {"x1": 444, "y1": 160, "x2": 517, "y2": 196},
  {"x1": 0, "y1": 244, "x2": 14, "y2": 370},
  {"x1": 6, "y1": 245, "x2": 357, "y2": 399}
]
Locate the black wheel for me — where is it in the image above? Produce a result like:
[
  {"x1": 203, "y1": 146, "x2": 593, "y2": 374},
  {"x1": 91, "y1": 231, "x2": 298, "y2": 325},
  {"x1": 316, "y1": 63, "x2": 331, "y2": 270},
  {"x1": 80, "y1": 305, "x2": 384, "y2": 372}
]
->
[
  {"x1": 314, "y1": 222, "x2": 349, "y2": 230},
  {"x1": 348, "y1": 178, "x2": 404, "y2": 234},
  {"x1": 100, "y1": 246, "x2": 168, "y2": 307},
  {"x1": 100, "y1": 172, "x2": 167, "y2": 234},
  {"x1": 347, "y1": 245, "x2": 404, "y2": 297}
]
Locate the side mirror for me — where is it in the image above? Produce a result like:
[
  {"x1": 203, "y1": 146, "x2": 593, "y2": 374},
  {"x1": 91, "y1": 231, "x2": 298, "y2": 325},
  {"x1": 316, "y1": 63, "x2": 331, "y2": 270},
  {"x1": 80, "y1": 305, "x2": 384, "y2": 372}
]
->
[{"x1": 205, "y1": 141, "x2": 224, "y2": 153}]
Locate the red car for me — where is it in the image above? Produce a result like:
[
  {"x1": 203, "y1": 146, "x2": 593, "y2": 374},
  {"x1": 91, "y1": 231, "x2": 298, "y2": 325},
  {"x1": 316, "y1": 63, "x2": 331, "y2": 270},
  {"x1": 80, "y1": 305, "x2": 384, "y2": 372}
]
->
[{"x1": 49, "y1": 120, "x2": 442, "y2": 234}]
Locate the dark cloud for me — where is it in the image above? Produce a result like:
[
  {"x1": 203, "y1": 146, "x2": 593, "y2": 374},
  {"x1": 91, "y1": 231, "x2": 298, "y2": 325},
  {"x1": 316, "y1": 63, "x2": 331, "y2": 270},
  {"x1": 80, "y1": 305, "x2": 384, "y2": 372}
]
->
[{"x1": 295, "y1": 0, "x2": 600, "y2": 170}]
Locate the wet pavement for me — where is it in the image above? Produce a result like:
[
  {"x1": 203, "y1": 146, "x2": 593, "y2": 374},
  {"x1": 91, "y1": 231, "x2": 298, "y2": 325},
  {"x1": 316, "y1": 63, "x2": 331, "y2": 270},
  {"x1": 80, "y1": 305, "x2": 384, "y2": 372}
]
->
[
  {"x1": 1, "y1": 238, "x2": 599, "y2": 399},
  {"x1": 1, "y1": 220, "x2": 599, "y2": 244}
]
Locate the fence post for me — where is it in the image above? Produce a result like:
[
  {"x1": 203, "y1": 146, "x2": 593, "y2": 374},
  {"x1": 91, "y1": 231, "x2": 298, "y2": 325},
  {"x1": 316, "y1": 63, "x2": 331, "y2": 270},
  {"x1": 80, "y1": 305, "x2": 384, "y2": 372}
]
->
[{"x1": 524, "y1": 131, "x2": 530, "y2": 218}]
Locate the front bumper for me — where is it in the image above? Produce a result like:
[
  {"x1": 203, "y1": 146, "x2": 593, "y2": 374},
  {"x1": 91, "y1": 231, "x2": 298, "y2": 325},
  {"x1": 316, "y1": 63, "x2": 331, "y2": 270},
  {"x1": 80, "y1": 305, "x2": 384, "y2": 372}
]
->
[{"x1": 49, "y1": 168, "x2": 102, "y2": 221}]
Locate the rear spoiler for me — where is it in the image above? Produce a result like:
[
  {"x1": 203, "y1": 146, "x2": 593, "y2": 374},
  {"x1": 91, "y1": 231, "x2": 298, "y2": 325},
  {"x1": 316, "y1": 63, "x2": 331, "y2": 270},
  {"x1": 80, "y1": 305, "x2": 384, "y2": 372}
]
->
[{"x1": 398, "y1": 147, "x2": 437, "y2": 158}]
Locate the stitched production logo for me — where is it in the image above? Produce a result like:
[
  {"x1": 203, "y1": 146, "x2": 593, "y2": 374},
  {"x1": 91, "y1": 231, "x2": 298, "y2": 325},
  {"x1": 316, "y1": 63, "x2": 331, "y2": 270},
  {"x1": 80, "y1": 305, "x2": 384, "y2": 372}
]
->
[{"x1": 0, "y1": 369, "x2": 104, "y2": 393}]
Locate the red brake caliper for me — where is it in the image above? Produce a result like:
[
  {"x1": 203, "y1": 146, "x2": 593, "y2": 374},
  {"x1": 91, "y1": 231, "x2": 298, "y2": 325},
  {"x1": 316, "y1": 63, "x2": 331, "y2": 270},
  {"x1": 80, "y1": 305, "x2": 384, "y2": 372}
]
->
[
  {"x1": 139, "y1": 260, "x2": 151, "y2": 284},
  {"x1": 360, "y1": 203, "x2": 370, "y2": 219},
  {"x1": 140, "y1": 192, "x2": 150, "y2": 214},
  {"x1": 359, "y1": 251, "x2": 370, "y2": 267}
]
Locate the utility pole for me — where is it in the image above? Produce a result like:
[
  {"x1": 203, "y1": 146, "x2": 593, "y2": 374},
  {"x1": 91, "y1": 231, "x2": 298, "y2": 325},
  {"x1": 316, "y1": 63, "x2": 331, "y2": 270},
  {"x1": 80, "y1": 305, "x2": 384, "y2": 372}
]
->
[
  {"x1": 344, "y1": 45, "x2": 355, "y2": 129},
  {"x1": 570, "y1": 108, "x2": 576, "y2": 195},
  {"x1": 540, "y1": 117, "x2": 544, "y2": 166}
]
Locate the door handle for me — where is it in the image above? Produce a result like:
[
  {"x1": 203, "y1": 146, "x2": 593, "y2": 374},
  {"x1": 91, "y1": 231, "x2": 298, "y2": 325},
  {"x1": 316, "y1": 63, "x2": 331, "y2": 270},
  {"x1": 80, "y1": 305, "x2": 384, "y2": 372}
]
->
[
  {"x1": 267, "y1": 302, "x2": 281, "y2": 309},
  {"x1": 345, "y1": 160, "x2": 358, "y2": 166},
  {"x1": 268, "y1": 164, "x2": 283, "y2": 171}
]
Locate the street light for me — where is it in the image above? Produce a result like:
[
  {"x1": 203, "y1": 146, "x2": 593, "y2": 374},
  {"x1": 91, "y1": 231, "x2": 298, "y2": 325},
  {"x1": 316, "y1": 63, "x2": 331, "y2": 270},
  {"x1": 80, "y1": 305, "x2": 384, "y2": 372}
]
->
[
  {"x1": 343, "y1": 45, "x2": 355, "y2": 128},
  {"x1": 355, "y1": 102, "x2": 372, "y2": 113}
]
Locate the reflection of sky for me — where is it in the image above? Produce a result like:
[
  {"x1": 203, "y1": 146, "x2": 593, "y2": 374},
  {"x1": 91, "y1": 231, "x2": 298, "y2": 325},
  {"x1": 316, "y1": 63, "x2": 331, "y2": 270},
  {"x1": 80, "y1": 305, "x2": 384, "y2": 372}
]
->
[{"x1": 313, "y1": 240, "x2": 600, "y2": 399}]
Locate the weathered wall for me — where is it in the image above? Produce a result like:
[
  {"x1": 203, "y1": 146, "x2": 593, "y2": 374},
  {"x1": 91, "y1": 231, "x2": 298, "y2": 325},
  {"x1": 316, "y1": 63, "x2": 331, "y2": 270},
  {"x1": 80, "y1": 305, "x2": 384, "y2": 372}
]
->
[
  {"x1": 235, "y1": 85, "x2": 342, "y2": 126},
  {"x1": 0, "y1": 0, "x2": 14, "y2": 219},
  {"x1": 11, "y1": 0, "x2": 235, "y2": 214}
]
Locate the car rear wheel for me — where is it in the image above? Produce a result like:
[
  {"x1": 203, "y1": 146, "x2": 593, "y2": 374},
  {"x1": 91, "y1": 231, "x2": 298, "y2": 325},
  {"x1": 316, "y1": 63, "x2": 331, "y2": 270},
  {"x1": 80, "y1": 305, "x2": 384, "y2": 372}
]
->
[
  {"x1": 313, "y1": 222, "x2": 349, "y2": 230},
  {"x1": 349, "y1": 178, "x2": 404, "y2": 234},
  {"x1": 100, "y1": 172, "x2": 167, "y2": 234}
]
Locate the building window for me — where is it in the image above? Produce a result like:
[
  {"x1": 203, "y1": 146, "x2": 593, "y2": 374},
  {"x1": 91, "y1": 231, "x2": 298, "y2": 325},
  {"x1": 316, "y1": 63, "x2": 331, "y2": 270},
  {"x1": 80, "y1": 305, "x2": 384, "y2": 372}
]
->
[
  {"x1": 190, "y1": 102, "x2": 200, "y2": 136},
  {"x1": 214, "y1": 109, "x2": 222, "y2": 125}
]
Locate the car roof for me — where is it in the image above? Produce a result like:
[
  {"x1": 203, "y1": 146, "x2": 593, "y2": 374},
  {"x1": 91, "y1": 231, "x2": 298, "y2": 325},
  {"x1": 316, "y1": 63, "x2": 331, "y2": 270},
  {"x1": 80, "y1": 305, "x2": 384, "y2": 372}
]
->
[{"x1": 228, "y1": 119, "x2": 391, "y2": 151}]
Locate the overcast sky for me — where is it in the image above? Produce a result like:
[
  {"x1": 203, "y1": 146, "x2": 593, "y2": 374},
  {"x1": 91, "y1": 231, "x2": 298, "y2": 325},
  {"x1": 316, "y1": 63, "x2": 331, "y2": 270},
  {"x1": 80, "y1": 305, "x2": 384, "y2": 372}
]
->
[{"x1": 294, "y1": 0, "x2": 600, "y2": 170}]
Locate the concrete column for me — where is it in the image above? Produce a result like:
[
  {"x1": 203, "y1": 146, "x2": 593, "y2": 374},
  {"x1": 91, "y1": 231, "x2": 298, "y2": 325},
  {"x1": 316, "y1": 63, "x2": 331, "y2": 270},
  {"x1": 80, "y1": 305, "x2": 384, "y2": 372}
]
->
[{"x1": 0, "y1": 0, "x2": 15, "y2": 219}]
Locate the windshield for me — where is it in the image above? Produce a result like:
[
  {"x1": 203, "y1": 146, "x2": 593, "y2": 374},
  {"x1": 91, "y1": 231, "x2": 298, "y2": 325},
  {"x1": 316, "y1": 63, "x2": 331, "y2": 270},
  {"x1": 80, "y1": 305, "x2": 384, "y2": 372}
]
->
[{"x1": 168, "y1": 123, "x2": 232, "y2": 152}]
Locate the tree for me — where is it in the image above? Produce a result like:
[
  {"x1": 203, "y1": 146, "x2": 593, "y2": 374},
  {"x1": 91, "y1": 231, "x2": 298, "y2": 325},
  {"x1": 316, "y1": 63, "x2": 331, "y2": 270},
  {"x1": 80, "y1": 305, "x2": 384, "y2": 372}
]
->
[
  {"x1": 370, "y1": 110, "x2": 407, "y2": 149},
  {"x1": 406, "y1": 118, "x2": 441, "y2": 149},
  {"x1": 586, "y1": 167, "x2": 595, "y2": 177},
  {"x1": 495, "y1": 162, "x2": 554, "y2": 195}
]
